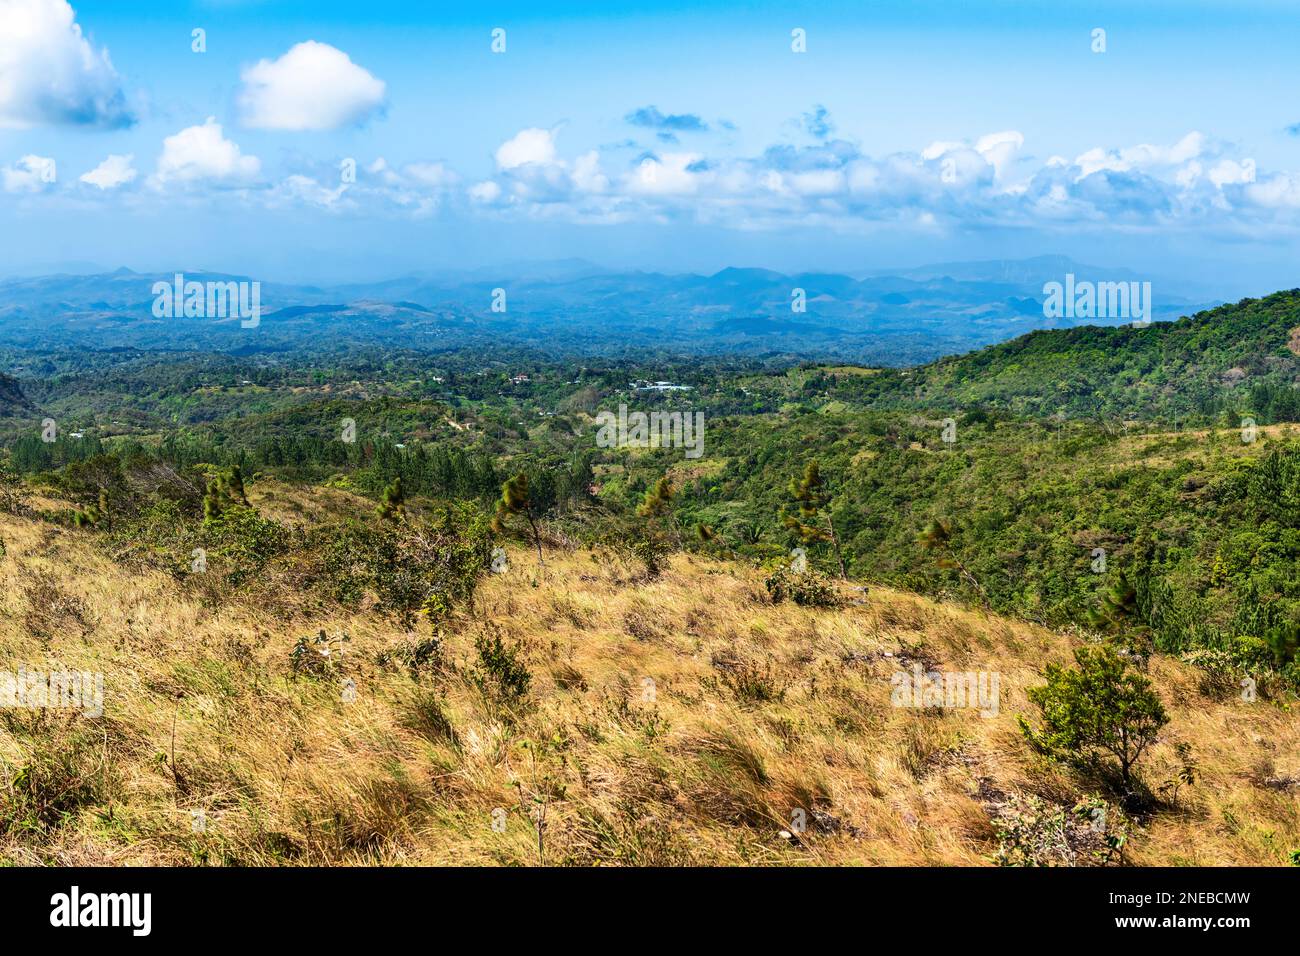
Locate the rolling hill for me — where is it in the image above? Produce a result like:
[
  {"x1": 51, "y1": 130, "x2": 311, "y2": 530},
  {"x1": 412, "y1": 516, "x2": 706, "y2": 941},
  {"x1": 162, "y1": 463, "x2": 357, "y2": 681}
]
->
[{"x1": 0, "y1": 480, "x2": 1294, "y2": 866}]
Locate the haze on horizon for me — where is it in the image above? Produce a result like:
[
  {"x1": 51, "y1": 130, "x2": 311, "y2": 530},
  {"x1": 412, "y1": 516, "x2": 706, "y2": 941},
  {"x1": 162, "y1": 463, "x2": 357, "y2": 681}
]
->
[{"x1": 2, "y1": 0, "x2": 1300, "y2": 298}]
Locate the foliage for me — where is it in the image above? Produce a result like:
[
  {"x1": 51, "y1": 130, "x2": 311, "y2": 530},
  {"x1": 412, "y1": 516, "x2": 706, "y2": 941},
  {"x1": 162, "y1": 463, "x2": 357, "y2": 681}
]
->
[
  {"x1": 764, "y1": 565, "x2": 840, "y2": 608},
  {"x1": 470, "y1": 625, "x2": 532, "y2": 711},
  {"x1": 1020, "y1": 645, "x2": 1169, "y2": 790},
  {"x1": 992, "y1": 794, "x2": 1129, "y2": 866},
  {"x1": 493, "y1": 471, "x2": 544, "y2": 565},
  {"x1": 376, "y1": 476, "x2": 405, "y2": 521}
]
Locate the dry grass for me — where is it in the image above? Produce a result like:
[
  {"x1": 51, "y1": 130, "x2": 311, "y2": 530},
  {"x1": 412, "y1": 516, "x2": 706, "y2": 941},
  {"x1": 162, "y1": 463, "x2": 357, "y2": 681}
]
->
[{"x1": 0, "y1": 490, "x2": 1296, "y2": 866}]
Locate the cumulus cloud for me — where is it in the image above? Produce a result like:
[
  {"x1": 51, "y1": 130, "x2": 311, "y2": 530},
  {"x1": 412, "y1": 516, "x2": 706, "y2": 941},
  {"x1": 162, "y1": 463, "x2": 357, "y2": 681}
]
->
[
  {"x1": 79, "y1": 153, "x2": 135, "y2": 189},
  {"x1": 0, "y1": 0, "x2": 134, "y2": 128},
  {"x1": 495, "y1": 128, "x2": 559, "y2": 170},
  {"x1": 151, "y1": 118, "x2": 260, "y2": 188},
  {"x1": 2, "y1": 154, "x2": 56, "y2": 192},
  {"x1": 456, "y1": 118, "x2": 1300, "y2": 237},
  {"x1": 238, "y1": 41, "x2": 386, "y2": 131},
  {"x1": 17, "y1": 92, "x2": 1300, "y2": 241}
]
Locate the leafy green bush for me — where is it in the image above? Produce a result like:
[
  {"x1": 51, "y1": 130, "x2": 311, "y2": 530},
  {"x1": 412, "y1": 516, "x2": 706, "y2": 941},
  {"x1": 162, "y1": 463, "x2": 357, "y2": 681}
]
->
[
  {"x1": 993, "y1": 794, "x2": 1129, "y2": 866},
  {"x1": 764, "y1": 566, "x2": 841, "y2": 608},
  {"x1": 470, "y1": 625, "x2": 532, "y2": 710},
  {"x1": 307, "y1": 503, "x2": 491, "y2": 628},
  {"x1": 1020, "y1": 645, "x2": 1169, "y2": 791},
  {"x1": 205, "y1": 504, "x2": 289, "y2": 587}
]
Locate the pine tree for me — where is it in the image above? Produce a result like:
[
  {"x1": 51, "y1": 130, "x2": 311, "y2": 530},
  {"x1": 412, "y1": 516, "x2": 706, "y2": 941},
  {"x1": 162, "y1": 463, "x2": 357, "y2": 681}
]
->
[
  {"x1": 228, "y1": 465, "x2": 249, "y2": 505},
  {"x1": 917, "y1": 518, "x2": 989, "y2": 606},
  {"x1": 493, "y1": 472, "x2": 543, "y2": 565},
  {"x1": 783, "y1": 461, "x2": 847, "y2": 579},
  {"x1": 203, "y1": 466, "x2": 251, "y2": 525},
  {"x1": 638, "y1": 476, "x2": 672, "y2": 517},
  {"x1": 203, "y1": 477, "x2": 224, "y2": 524},
  {"x1": 1090, "y1": 571, "x2": 1140, "y2": 631},
  {"x1": 377, "y1": 476, "x2": 405, "y2": 521},
  {"x1": 639, "y1": 475, "x2": 681, "y2": 546}
]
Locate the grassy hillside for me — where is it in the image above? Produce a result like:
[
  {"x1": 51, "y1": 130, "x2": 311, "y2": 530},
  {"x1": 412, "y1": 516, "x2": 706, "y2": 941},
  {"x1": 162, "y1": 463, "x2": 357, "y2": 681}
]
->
[{"x1": 0, "y1": 482, "x2": 1296, "y2": 866}]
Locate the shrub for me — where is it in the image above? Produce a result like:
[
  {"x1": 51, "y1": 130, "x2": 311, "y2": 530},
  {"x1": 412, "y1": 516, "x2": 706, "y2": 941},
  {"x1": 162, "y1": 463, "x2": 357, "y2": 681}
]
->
[
  {"x1": 715, "y1": 656, "x2": 788, "y2": 704},
  {"x1": 1020, "y1": 645, "x2": 1169, "y2": 791},
  {"x1": 289, "y1": 629, "x2": 351, "y2": 678},
  {"x1": 0, "y1": 720, "x2": 119, "y2": 836},
  {"x1": 993, "y1": 794, "x2": 1129, "y2": 866},
  {"x1": 205, "y1": 504, "x2": 289, "y2": 587},
  {"x1": 764, "y1": 566, "x2": 841, "y2": 608},
  {"x1": 470, "y1": 625, "x2": 532, "y2": 710},
  {"x1": 307, "y1": 504, "x2": 491, "y2": 629}
]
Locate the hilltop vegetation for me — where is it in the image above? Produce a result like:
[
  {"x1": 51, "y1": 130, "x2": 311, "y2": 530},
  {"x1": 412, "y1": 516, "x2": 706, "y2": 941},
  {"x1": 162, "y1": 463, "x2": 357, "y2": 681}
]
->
[
  {"x1": 804, "y1": 289, "x2": 1300, "y2": 423},
  {"x1": 0, "y1": 483, "x2": 1295, "y2": 866},
  {"x1": 0, "y1": 287, "x2": 1297, "y2": 865}
]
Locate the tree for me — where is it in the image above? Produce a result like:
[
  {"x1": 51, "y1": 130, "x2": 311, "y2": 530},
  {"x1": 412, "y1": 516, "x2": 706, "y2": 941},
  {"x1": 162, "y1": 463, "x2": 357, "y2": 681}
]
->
[
  {"x1": 203, "y1": 477, "x2": 224, "y2": 524},
  {"x1": 227, "y1": 464, "x2": 249, "y2": 505},
  {"x1": 203, "y1": 466, "x2": 251, "y2": 525},
  {"x1": 73, "y1": 489, "x2": 110, "y2": 529},
  {"x1": 377, "y1": 476, "x2": 405, "y2": 521},
  {"x1": 1263, "y1": 621, "x2": 1299, "y2": 668},
  {"x1": 1020, "y1": 645, "x2": 1169, "y2": 791},
  {"x1": 638, "y1": 475, "x2": 673, "y2": 519},
  {"x1": 783, "y1": 461, "x2": 847, "y2": 579},
  {"x1": 638, "y1": 475, "x2": 681, "y2": 546},
  {"x1": 1090, "y1": 571, "x2": 1140, "y2": 631},
  {"x1": 493, "y1": 472, "x2": 543, "y2": 566},
  {"x1": 1088, "y1": 570, "x2": 1155, "y2": 665},
  {"x1": 917, "y1": 518, "x2": 989, "y2": 606}
]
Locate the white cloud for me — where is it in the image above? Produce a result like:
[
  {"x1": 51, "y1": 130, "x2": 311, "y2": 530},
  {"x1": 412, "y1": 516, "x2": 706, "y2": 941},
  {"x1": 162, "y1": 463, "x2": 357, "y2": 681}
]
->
[
  {"x1": 152, "y1": 118, "x2": 260, "y2": 187},
  {"x1": 1243, "y1": 173, "x2": 1300, "y2": 209},
  {"x1": 571, "y1": 151, "x2": 609, "y2": 193},
  {"x1": 403, "y1": 161, "x2": 458, "y2": 189},
  {"x1": 273, "y1": 173, "x2": 348, "y2": 208},
  {"x1": 0, "y1": 0, "x2": 133, "y2": 128},
  {"x1": 1073, "y1": 131, "x2": 1207, "y2": 181},
  {"x1": 2, "y1": 154, "x2": 56, "y2": 192},
  {"x1": 495, "y1": 128, "x2": 558, "y2": 169},
  {"x1": 973, "y1": 130, "x2": 1024, "y2": 184},
  {"x1": 45, "y1": 103, "x2": 1300, "y2": 240},
  {"x1": 627, "y1": 152, "x2": 704, "y2": 195},
  {"x1": 469, "y1": 180, "x2": 502, "y2": 204},
  {"x1": 79, "y1": 153, "x2": 135, "y2": 189},
  {"x1": 238, "y1": 41, "x2": 385, "y2": 131}
]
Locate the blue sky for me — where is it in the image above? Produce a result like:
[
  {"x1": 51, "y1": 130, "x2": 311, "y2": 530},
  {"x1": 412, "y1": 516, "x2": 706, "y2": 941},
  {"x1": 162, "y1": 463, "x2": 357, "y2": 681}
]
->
[{"x1": 3, "y1": 0, "x2": 1300, "y2": 293}]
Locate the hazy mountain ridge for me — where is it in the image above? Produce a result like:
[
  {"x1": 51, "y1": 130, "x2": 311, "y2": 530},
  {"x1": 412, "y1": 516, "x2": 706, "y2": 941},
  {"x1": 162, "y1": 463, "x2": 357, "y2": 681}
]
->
[{"x1": 0, "y1": 258, "x2": 1218, "y2": 365}]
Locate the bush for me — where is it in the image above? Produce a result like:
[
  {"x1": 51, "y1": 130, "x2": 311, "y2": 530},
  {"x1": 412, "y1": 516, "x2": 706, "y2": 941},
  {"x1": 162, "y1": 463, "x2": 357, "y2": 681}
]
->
[
  {"x1": 205, "y1": 504, "x2": 289, "y2": 587},
  {"x1": 1020, "y1": 645, "x2": 1169, "y2": 791},
  {"x1": 993, "y1": 794, "x2": 1129, "y2": 866},
  {"x1": 764, "y1": 566, "x2": 841, "y2": 608},
  {"x1": 306, "y1": 503, "x2": 491, "y2": 629},
  {"x1": 470, "y1": 625, "x2": 532, "y2": 710},
  {"x1": 715, "y1": 656, "x2": 788, "y2": 704},
  {"x1": 289, "y1": 630, "x2": 350, "y2": 679}
]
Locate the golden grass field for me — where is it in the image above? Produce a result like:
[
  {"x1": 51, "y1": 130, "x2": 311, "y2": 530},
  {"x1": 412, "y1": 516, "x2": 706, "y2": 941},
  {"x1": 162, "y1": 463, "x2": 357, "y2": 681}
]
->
[{"x1": 0, "y1": 482, "x2": 1296, "y2": 866}]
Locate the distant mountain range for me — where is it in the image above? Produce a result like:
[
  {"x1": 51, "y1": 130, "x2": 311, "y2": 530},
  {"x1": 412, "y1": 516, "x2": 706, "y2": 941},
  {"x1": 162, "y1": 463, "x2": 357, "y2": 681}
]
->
[{"x1": 0, "y1": 256, "x2": 1219, "y2": 364}]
